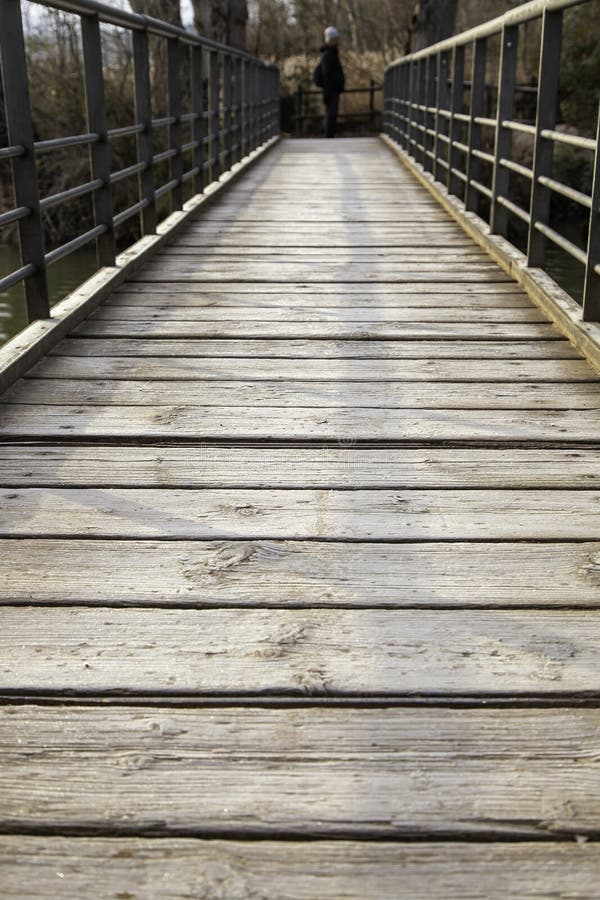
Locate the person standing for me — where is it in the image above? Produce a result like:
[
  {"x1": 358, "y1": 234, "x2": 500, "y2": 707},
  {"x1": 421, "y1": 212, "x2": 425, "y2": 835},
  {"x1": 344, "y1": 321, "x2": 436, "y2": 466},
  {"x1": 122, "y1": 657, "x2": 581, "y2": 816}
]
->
[{"x1": 320, "y1": 26, "x2": 345, "y2": 138}]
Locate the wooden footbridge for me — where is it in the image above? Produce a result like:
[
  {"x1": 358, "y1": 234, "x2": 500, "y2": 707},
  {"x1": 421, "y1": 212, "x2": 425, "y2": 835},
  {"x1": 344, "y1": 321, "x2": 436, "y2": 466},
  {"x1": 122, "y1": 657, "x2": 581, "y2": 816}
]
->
[{"x1": 2, "y1": 0, "x2": 600, "y2": 895}]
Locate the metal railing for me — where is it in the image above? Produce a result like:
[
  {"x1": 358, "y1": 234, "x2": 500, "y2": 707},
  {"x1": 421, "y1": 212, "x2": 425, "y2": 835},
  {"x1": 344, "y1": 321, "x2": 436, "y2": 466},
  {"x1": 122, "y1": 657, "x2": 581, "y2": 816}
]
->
[
  {"x1": 383, "y1": 0, "x2": 600, "y2": 320},
  {"x1": 0, "y1": 0, "x2": 279, "y2": 324},
  {"x1": 293, "y1": 82, "x2": 381, "y2": 136}
]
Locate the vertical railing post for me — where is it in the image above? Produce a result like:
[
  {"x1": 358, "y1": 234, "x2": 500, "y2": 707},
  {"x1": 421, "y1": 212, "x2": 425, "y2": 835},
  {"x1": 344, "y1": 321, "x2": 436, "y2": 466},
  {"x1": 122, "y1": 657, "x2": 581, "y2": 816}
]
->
[
  {"x1": 248, "y1": 62, "x2": 257, "y2": 150},
  {"x1": 383, "y1": 69, "x2": 389, "y2": 135},
  {"x1": 248, "y1": 62, "x2": 256, "y2": 150},
  {"x1": 423, "y1": 54, "x2": 436, "y2": 173},
  {"x1": 447, "y1": 44, "x2": 465, "y2": 198},
  {"x1": 527, "y1": 9, "x2": 563, "y2": 267},
  {"x1": 0, "y1": 0, "x2": 50, "y2": 320},
  {"x1": 167, "y1": 37, "x2": 183, "y2": 210},
  {"x1": 394, "y1": 65, "x2": 402, "y2": 145},
  {"x1": 409, "y1": 60, "x2": 417, "y2": 156},
  {"x1": 582, "y1": 106, "x2": 600, "y2": 321},
  {"x1": 396, "y1": 65, "x2": 404, "y2": 146},
  {"x1": 132, "y1": 28, "x2": 156, "y2": 235},
  {"x1": 256, "y1": 64, "x2": 262, "y2": 145},
  {"x1": 491, "y1": 24, "x2": 519, "y2": 236},
  {"x1": 369, "y1": 78, "x2": 375, "y2": 133},
  {"x1": 81, "y1": 12, "x2": 115, "y2": 267},
  {"x1": 388, "y1": 67, "x2": 396, "y2": 141},
  {"x1": 241, "y1": 59, "x2": 249, "y2": 157},
  {"x1": 391, "y1": 65, "x2": 399, "y2": 144},
  {"x1": 434, "y1": 51, "x2": 450, "y2": 182},
  {"x1": 258, "y1": 66, "x2": 266, "y2": 144},
  {"x1": 266, "y1": 68, "x2": 273, "y2": 138},
  {"x1": 256, "y1": 63, "x2": 262, "y2": 146},
  {"x1": 264, "y1": 68, "x2": 270, "y2": 141},
  {"x1": 209, "y1": 50, "x2": 220, "y2": 181},
  {"x1": 273, "y1": 68, "x2": 280, "y2": 137},
  {"x1": 404, "y1": 63, "x2": 411, "y2": 148},
  {"x1": 191, "y1": 44, "x2": 205, "y2": 195},
  {"x1": 222, "y1": 53, "x2": 232, "y2": 171},
  {"x1": 465, "y1": 37, "x2": 487, "y2": 214},
  {"x1": 417, "y1": 58, "x2": 427, "y2": 165},
  {"x1": 295, "y1": 86, "x2": 302, "y2": 137},
  {"x1": 234, "y1": 56, "x2": 242, "y2": 163}
]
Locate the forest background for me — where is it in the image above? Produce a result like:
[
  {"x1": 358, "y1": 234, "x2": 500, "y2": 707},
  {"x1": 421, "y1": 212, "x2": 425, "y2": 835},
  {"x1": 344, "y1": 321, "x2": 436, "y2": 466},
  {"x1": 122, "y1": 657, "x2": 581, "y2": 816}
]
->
[{"x1": 0, "y1": 0, "x2": 599, "y2": 249}]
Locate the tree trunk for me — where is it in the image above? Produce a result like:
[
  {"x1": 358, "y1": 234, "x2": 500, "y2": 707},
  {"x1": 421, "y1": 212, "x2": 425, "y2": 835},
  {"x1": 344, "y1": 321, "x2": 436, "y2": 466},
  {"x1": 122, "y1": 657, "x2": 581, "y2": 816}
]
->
[
  {"x1": 409, "y1": 0, "x2": 458, "y2": 52},
  {"x1": 192, "y1": 0, "x2": 248, "y2": 51},
  {"x1": 129, "y1": 0, "x2": 182, "y2": 28}
]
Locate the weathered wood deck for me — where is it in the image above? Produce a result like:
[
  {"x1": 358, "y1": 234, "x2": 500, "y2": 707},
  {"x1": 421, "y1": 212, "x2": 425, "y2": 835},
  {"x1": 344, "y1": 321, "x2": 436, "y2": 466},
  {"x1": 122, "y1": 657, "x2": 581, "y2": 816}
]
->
[{"x1": 2, "y1": 137, "x2": 600, "y2": 895}]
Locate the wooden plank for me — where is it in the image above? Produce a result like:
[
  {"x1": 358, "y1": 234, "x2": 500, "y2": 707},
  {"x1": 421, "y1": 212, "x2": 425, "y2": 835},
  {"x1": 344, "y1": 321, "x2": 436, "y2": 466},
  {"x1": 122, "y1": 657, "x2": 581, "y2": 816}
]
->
[
  {"x1": 2, "y1": 403, "x2": 600, "y2": 440},
  {"x1": 157, "y1": 248, "x2": 493, "y2": 261},
  {"x1": 208, "y1": 192, "x2": 440, "y2": 200},
  {"x1": 196, "y1": 198, "x2": 449, "y2": 207},
  {"x1": 181, "y1": 217, "x2": 473, "y2": 226},
  {"x1": 2, "y1": 446, "x2": 600, "y2": 489},
  {"x1": 109, "y1": 290, "x2": 531, "y2": 308},
  {"x1": 175, "y1": 237, "x2": 478, "y2": 247},
  {"x1": 90, "y1": 306, "x2": 545, "y2": 323},
  {"x1": 29, "y1": 355, "x2": 596, "y2": 382},
  {"x1": 131, "y1": 263, "x2": 511, "y2": 283},
  {"x1": 1, "y1": 706, "x2": 600, "y2": 835},
  {"x1": 1, "y1": 838, "x2": 599, "y2": 900},
  {"x1": 181, "y1": 213, "x2": 470, "y2": 221},
  {"x1": 71, "y1": 320, "x2": 563, "y2": 339},
  {"x1": 2, "y1": 610, "x2": 600, "y2": 694},
  {"x1": 2, "y1": 538, "x2": 600, "y2": 607},
  {"x1": 9, "y1": 377, "x2": 600, "y2": 410},
  {"x1": 168, "y1": 236, "x2": 482, "y2": 251},
  {"x1": 111, "y1": 280, "x2": 529, "y2": 294},
  {"x1": 51, "y1": 337, "x2": 580, "y2": 360},
  {"x1": 174, "y1": 233, "x2": 479, "y2": 246},
  {"x1": 4, "y1": 487, "x2": 600, "y2": 539},
  {"x1": 189, "y1": 212, "x2": 461, "y2": 223},
  {"x1": 204, "y1": 206, "x2": 448, "y2": 215}
]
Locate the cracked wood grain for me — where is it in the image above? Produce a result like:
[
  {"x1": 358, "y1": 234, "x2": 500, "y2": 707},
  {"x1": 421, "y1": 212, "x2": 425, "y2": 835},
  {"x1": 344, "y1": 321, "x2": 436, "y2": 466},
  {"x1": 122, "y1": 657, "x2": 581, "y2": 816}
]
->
[
  {"x1": 50, "y1": 337, "x2": 580, "y2": 359},
  {"x1": 0, "y1": 707, "x2": 600, "y2": 836},
  {"x1": 2, "y1": 405, "x2": 600, "y2": 440},
  {"x1": 2, "y1": 538, "x2": 600, "y2": 606},
  {"x1": 32, "y1": 355, "x2": 591, "y2": 380},
  {"x1": 1, "y1": 607, "x2": 600, "y2": 694},
  {"x1": 1, "y1": 838, "x2": 598, "y2": 899},
  {"x1": 2, "y1": 446, "x2": 600, "y2": 488},
  {"x1": 4, "y1": 487, "x2": 600, "y2": 539},
  {"x1": 8, "y1": 378, "x2": 600, "y2": 409}
]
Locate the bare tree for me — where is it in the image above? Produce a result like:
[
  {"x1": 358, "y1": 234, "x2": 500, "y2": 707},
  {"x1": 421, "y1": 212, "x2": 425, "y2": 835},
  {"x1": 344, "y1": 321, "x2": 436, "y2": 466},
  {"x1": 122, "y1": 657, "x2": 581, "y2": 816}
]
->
[
  {"x1": 192, "y1": 0, "x2": 249, "y2": 50},
  {"x1": 409, "y1": 0, "x2": 458, "y2": 51},
  {"x1": 129, "y1": 0, "x2": 183, "y2": 27}
]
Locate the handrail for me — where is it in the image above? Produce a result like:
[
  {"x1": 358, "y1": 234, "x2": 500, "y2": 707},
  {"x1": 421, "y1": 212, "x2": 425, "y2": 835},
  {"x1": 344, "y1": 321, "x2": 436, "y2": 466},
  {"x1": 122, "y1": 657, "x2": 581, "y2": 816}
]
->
[
  {"x1": 0, "y1": 0, "x2": 280, "y2": 325},
  {"x1": 388, "y1": 0, "x2": 585, "y2": 65},
  {"x1": 294, "y1": 81, "x2": 382, "y2": 136},
  {"x1": 383, "y1": 0, "x2": 600, "y2": 320}
]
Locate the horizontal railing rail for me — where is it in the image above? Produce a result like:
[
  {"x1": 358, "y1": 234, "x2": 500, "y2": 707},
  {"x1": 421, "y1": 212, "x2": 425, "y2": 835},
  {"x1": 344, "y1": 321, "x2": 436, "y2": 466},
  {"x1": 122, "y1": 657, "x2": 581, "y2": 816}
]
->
[
  {"x1": 383, "y1": 0, "x2": 600, "y2": 320},
  {"x1": 294, "y1": 82, "x2": 382, "y2": 136},
  {"x1": 0, "y1": 0, "x2": 279, "y2": 324}
]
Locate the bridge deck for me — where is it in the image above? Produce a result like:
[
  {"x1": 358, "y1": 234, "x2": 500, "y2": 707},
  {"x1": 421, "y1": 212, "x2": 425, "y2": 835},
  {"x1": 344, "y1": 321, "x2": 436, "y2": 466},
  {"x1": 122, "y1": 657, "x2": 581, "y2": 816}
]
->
[{"x1": 1, "y1": 137, "x2": 600, "y2": 894}]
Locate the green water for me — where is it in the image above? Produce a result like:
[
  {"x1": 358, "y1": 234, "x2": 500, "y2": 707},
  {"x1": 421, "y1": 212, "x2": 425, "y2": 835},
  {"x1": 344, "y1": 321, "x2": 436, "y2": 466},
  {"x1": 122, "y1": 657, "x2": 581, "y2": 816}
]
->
[{"x1": 0, "y1": 245, "x2": 98, "y2": 345}]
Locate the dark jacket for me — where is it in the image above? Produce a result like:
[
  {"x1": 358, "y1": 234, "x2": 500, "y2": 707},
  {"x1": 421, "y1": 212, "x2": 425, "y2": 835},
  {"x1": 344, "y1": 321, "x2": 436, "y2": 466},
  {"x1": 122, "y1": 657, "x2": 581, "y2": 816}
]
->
[{"x1": 320, "y1": 44, "x2": 345, "y2": 98}]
